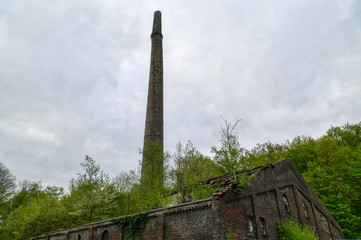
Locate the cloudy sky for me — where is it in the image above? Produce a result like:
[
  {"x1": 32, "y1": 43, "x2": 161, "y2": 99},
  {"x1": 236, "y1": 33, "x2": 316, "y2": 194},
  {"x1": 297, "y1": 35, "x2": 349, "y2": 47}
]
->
[{"x1": 1, "y1": 0, "x2": 360, "y2": 189}]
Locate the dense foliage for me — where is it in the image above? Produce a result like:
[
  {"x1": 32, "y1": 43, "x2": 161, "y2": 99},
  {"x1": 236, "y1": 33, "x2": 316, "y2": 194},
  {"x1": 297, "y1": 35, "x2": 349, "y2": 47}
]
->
[
  {"x1": 0, "y1": 122, "x2": 360, "y2": 239},
  {"x1": 277, "y1": 218, "x2": 319, "y2": 240},
  {"x1": 172, "y1": 141, "x2": 222, "y2": 201}
]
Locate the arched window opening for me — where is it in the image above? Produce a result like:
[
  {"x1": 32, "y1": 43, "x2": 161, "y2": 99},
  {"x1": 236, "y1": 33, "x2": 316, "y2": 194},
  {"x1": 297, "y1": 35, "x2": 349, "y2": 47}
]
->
[
  {"x1": 102, "y1": 230, "x2": 110, "y2": 240},
  {"x1": 283, "y1": 194, "x2": 290, "y2": 213},
  {"x1": 77, "y1": 234, "x2": 82, "y2": 240},
  {"x1": 302, "y1": 201, "x2": 310, "y2": 218}
]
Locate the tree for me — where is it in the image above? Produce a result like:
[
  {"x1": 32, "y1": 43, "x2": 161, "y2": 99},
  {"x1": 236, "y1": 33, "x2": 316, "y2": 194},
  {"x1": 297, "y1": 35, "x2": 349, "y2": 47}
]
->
[
  {"x1": 10, "y1": 180, "x2": 43, "y2": 210},
  {"x1": 0, "y1": 181, "x2": 73, "y2": 240},
  {"x1": 0, "y1": 188, "x2": 73, "y2": 239},
  {"x1": 113, "y1": 170, "x2": 143, "y2": 216},
  {"x1": 0, "y1": 162, "x2": 16, "y2": 225},
  {"x1": 0, "y1": 162, "x2": 16, "y2": 204},
  {"x1": 300, "y1": 136, "x2": 361, "y2": 239},
  {"x1": 283, "y1": 136, "x2": 317, "y2": 172},
  {"x1": 211, "y1": 119, "x2": 249, "y2": 174},
  {"x1": 173, "y1": 141, "x2": 222, "y2": 202},
  {"x1": 247, "y1": 141, "x2": 288, "y2": 168},
  {"x1": 326, "y1": 122, "x2": 361, "y2": 149},
  {"x1": 211, "y1": 119, "x2": 255, "y2": 193},
  {"x1": 66, "y1": 156, "x2": 117, "y2": 223}
]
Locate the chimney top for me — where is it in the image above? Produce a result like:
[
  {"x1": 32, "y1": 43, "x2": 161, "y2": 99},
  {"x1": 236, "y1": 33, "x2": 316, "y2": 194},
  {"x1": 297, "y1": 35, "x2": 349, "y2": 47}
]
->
[{"x1": 152, "y1": 10, "x2": 162, "y2": 37}]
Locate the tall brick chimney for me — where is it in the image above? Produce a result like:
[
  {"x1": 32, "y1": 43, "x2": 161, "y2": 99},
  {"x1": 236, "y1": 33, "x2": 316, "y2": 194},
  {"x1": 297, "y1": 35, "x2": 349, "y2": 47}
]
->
[{"x1": 141, "y1": 11, "x2": 164, "y2": 188}]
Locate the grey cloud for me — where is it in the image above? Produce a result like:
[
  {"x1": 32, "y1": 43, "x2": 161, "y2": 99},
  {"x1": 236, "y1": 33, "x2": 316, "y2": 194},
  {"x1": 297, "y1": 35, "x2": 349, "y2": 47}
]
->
[{"x1": 0, "y1": 0, "x2": 360, "y2": 189}]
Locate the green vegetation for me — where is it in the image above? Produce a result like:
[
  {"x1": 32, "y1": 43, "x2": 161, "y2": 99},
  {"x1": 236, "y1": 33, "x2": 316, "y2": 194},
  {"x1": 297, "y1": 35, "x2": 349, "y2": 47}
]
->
[
  {"x1": 211, "y1": 119, "x2": 249, "y2": 173},
  {"x1": 0, "y1": 162, "x2": 16, "y2": 226},
  {"x1": 172, "y1": 141, "x2": 222, "y2": 201},
  {"x1": 0, "y1": 121, "x2": 360, "y2": 239},
  {"x1": 112, "y1": 213, "x2": 149, "y2": 240},
  {"x1": 139, "y1": 140, "x2": 172, "y2": 210},
  {"x1": 248, "y1": 123, "x2": 361, "y2": 239},
  {"x1": 66, "y1": 155, "x2": 118, "y2": 222},
  {"x1": 277, "y1": 218, "x2": 319, "y2": 240},
  {"x1": 211, "y1": 119, "x2": 254, "y2": 192}
]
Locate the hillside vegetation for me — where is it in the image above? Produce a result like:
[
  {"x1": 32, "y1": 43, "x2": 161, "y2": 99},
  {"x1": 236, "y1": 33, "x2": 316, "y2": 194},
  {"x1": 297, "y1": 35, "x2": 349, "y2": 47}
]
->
[{"x1": 0, "y1": 122, "x2": 360, "y2": 239}]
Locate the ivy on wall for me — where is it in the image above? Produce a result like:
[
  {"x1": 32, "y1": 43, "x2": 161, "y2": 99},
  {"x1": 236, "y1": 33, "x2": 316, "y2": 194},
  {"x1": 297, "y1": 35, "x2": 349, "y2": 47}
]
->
[{"x1": 112, "y1": 213, "x2": 149, "y2": 240}]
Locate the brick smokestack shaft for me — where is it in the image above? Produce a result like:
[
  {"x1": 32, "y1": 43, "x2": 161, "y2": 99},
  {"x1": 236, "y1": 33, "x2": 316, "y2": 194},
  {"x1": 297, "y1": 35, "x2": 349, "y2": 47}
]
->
[{"x1": 141, "y1": 11, "x2": 164, "y2": 185}]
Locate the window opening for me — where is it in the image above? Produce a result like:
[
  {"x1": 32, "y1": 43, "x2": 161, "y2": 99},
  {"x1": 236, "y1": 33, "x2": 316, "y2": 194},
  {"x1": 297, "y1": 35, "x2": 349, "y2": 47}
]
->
[
  {"x1": 102, "y1": 230, "x2": 110, "y2": 240},
  {"x1": 302, "y1": 201, "x2": 309, "y2": 218},
  {"x1": 246, "y1": 215, "x2": 255, "y2": 236},
  {"x1": 77, "y1": 234, "x2": 82, "y2": 240},
  {"x1": 260, "y1": 217, "x2": 267, "y2": 235},
  {"x1": 283, "y1": 194, "x2": 290, "y2": 213}
]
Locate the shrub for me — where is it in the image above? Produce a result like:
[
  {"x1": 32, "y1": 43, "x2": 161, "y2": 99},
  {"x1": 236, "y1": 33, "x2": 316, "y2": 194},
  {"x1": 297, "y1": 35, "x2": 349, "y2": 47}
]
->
[{"x1": 277, "y1": 218, "x2": 319, "y2": 240}]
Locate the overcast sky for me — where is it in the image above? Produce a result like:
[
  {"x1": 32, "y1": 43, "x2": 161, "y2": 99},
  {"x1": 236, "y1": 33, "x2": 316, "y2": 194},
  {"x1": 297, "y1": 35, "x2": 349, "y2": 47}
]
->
[{"x1": 1, "y1": 0, "x2": 360, "y2": 189}]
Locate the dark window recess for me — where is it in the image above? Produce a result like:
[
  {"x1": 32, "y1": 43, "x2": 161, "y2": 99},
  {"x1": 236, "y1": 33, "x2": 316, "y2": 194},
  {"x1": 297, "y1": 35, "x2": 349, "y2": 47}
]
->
[
  {"x1": 302, "y1": 201, "x2": 310, "y2": 218},
  {"x1": 246, "y1": 215, "x2": 255, "y2": 236},
  {"x1": 283, "y1": 194, "x2": 290, "y2": 213},
  {"x1": 102, "y1": 230, "x2": 110, "y2": 240},
  {"x1": 260, "y1": 217, "x2": 268, "y2": 235},
  {"x1": 77, "y1": 234, "x2": 81, "y2": 240}
]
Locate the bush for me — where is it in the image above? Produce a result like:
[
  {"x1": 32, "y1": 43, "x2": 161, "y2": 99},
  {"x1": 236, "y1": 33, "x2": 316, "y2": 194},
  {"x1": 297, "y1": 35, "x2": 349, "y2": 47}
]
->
[{"x1": 277, "y1": 218, "x2": 319, "y2": 240}]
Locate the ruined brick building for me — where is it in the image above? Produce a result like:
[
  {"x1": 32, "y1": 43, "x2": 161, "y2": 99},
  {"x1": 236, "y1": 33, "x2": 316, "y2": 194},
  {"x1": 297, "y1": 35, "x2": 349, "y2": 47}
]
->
[
  {"x1": 24, "y1": 160, "x2": 343, "y2": 240},
  {"x1": 24, "y1": 11, "x2": 343, "y2": 240}
]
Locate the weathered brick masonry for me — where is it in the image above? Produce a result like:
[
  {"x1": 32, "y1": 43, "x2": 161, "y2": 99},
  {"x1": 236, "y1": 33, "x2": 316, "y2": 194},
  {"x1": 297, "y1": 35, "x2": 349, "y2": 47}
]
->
[
  {"x1": 141, "y1": 10, "x2": 164, "y2": 187},
  {"x1": 24, "y1": 159, "x2": 343, "y2": 240}
]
